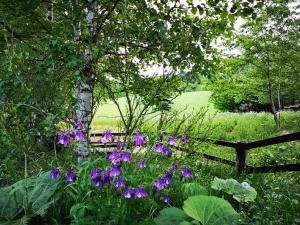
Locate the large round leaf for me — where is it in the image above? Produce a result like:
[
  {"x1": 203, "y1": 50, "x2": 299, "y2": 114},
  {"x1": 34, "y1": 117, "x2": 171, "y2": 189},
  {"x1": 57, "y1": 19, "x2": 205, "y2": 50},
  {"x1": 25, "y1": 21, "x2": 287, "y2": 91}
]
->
[
  {"x1": 183, "y1": 195, "x2": 239, "y2": 225},
  {"x1": 154, "y1": 207, "x2": 190, "y2": 225},
  {"x1": 211, "y1": 177, "x2": 257, "y2": 203}
]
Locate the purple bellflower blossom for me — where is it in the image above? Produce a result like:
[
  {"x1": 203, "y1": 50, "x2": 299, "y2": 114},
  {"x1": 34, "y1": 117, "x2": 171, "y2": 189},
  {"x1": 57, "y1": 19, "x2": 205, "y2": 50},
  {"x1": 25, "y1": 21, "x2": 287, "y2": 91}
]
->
[
  {"x1": 135, "y1": 187, "x2": 148, "y2": 198},
  {"x1": 102, "y1": 170, "x2": 111, "y2": 184},
  {"x1": 115, "y1": 178, "x2": 125, "y2": 189},
  {"x1": 57, "y1": 134, "x2": 69, "y2": 147},
  {"x1": 110, "y1": 165, "x2": 121, "y2": 177},
  {"x1": 74, "y1": 122, "x2": 83, "y2": 130},
  {"x1": 167, "y1": 136, "x2": 177, "y2": 146},
  {"x1": 159, "y1": 132, "x2": 164, "y2": 141},
  {"x1": 121, "y1": 152, "x2": 132, "y2": 163},
  {"x1": 164, "y1": 175, "x2": 173, "y2": 186},
  {"x1": 108, "y1": 150, "x2": 121, "y2": 165},
  {"x1": 163, "y1": 195, "x2": 170, "y2": 204},
  {"x1": 116, "y1": 141, "x2": 124, "y2": 150},
  {"x1": 90, "y1": 168, "x2": 101, "y2": 180},
  {"x1": 138, "y1": 159, "x2": 146, "y2": 168},
  {"x1": 162, "y1": 146, "x2": 169, "y2": 155},
  {"x1": 74, "y1": 130, "x2": 85, "y2": 141},
  {"x1": 155, "y1": 143, "x2": 163, "y2": 153},
  {"x1": 124, "y1": 187, "x2": 134, "y2": 198},
  {"x1": 65, "y1": 170, "x2": 77, "y2": 183},
  {"x1": 167, "y1": 149, "x2": 173, "y2": 158},
  {"x1": 181, "y1": 167, "x2": 192, "y2": 178},
  {"x1": 180, "y1": 133, "x2": 188, "y2": 144},
  {"x1": 133, "y1": 132, "x2": 146, "y2": 147},
  {"x1": 154, "y1": 178, "x2": 166, "y2": 191},
  {"x1": 50, "y1": 167, "x2": 60, "y2": 180},
  {"x1": 171, "y1": 162, "x2": 179, "y2": 172},
  {"x1": 92, "y1": 177, "x2": 103, "y2": 187},
  {"x1": 99, "y1": 129, "x2": 114, "y2": 143}
]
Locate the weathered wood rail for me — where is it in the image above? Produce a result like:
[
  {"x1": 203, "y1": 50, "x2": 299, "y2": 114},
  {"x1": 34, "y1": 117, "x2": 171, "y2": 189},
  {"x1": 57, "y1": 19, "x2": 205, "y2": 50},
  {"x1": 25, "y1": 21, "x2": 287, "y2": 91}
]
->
[{"x1": 91, "y1": 131, "x2": 300, "y2": 175}]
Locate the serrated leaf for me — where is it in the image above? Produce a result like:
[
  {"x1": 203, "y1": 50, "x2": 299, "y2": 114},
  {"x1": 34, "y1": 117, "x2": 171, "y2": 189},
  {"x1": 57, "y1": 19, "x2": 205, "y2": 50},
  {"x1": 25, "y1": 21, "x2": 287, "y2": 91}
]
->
[{"x1": 183, "y1": 195, "x2": 239, "y2": 225}]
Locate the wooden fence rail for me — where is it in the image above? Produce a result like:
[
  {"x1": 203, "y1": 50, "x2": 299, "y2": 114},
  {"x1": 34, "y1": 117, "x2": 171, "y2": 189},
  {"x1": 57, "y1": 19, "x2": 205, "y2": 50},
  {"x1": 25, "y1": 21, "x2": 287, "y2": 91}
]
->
[{"x1": 90, "y1": 131, "x2": 300, "y2": 175}]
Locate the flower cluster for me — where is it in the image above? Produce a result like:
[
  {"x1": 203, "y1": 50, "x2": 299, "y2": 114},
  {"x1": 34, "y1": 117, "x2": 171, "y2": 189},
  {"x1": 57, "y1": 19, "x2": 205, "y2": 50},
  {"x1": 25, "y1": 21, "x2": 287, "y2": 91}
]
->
[
  {"x1": 159, "y1": 132, "x2": 188, "y2": 145},
  {"x1": 154, "y1": 133, "x2": 188, "y2": 158},
  {"x1": 52, "y1": 131, "x2": 192, "y2": 205},
  {"x1": 152, "y1": 162, "x2": 178, "y2": 193},
  {"x1": 57, "y1": 122, "x2": 85, "y2": 147}
]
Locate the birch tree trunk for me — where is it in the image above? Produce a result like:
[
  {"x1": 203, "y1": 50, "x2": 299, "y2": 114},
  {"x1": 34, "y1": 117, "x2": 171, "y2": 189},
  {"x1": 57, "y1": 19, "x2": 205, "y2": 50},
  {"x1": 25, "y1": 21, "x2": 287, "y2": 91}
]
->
[{"x1": 74, "y1": 0, "x2": 97, "y2": 162}]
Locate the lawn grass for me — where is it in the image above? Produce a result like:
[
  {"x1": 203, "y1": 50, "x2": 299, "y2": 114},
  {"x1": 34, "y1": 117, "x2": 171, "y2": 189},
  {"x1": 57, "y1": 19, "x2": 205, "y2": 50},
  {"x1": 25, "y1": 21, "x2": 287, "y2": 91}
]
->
[{"x1": 92, "y1": 91, "x2": 213, "y2": 131}]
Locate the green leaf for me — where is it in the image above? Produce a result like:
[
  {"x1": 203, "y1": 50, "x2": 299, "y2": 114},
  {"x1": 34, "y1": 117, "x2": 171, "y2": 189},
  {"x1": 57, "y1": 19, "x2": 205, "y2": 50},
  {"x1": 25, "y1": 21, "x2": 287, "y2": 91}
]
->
[
  {"x1": 191, "y1": 7, "x2": 197, "y2": 15},
  {"x1": 183, "y1": 195, "x2": 240, "y2": 225},
  {"x1": 211, "y1": 177, "x2": 257, "y2": 203},
  {"x1": 182, "y1": 183, "x2": 208, "y2": 198},
  {"x1": 154, "y1": 207, "x2": 190, "y2": 225}
]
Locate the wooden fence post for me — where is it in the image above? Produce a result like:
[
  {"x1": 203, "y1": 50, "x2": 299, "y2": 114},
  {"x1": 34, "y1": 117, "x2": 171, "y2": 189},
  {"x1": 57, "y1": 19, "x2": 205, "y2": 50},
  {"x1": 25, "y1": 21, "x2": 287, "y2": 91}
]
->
[{"x1": 235, "y1": 141, "x2": 247, "y2": 176}]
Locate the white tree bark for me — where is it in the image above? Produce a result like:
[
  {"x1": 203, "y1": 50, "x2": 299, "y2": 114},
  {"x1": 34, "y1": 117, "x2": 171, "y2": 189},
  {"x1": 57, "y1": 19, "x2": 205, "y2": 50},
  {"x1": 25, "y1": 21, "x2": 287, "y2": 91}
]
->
[{"x1": 75, "y1": 0, "x2": 97, "y2": 162}]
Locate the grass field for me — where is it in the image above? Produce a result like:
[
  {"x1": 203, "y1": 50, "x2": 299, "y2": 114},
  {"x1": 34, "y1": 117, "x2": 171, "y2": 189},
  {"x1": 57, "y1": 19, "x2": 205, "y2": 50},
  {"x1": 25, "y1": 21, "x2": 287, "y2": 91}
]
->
[{"x1": 92, "y1": 91, "x2": 213, "y2": 131}]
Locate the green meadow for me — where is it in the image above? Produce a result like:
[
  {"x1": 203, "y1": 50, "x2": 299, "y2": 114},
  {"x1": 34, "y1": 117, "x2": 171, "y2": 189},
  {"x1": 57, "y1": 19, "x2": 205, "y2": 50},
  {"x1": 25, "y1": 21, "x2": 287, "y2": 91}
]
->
[{"x1": 92, "y1": 91, "x2": 213, "y2": 131}]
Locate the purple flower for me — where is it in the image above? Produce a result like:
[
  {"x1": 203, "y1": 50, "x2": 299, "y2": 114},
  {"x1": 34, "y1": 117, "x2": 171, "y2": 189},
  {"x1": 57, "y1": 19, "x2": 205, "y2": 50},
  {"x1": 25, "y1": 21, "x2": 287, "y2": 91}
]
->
[
  {"x1": 102, "y1": 170, "x2": 111, "y2": 183},
  {"x1": 165, "y1": 170, "x2": 173, "y2": 179},
  {"x1": 135, "y1": 187, "x2": 148, "y2": 198},
  {"x1": 57, "y1": 134, "x2": 69, "y2": 147},
  {"x1": 124, "y1": 187, "x2": 134, "y2": 198},
  {"x1": 155, "y1": 144, "x2": 164, "y2": 153},
  {"x1": 74, "y1": 122, "x2": 83, "y2": 130},
  {"x1": 159, "y1": 132, "x2": 164, "y2": 141},
  {"x1": 65, "y1": 170, "x2": 77, "y2": 183},
  {"x1": 167, "y1": 149, "x2": 173, "y2": 158},
  {"x1": 110, "y1": 165, "x2": 121, "y2": 177},
  {"x1": 162, "y1": 146, "x2": 169, "y2": 155},
  {"x1": 90, "y1": 168, "x2": 101, "y2": 179},
  {"x1": 154, "y1": 178, "x2": 166, "y2": 191},
  {"x1": 99, "y1": 129, "x2": 114, "y2": 143},
  {"x1": 108, "y1": 150, "x2": 121, "y2": 165},
  {"x1": 117, "y1": 141, "x2": 124, "y2": 150},
  {"x1": 50, "y1": 167, "x2": 60, "y2": 180},
  {"x1": 138, "y1": 159, "x2": 146, "y2": 168},
  {"x1": 171, "y1": 162, "x2": 179, "y2": 171},
  {"x1": 163, "y1": 195, "x2": 170, "y2": 204},
  {"x1": 180, "y1": 134, "x2": 188, "y2": 144},
  {"x1": 167, "y1": 136, "x2": 177, "y2": 146},
  {"x1": 115, "y1": 177, "x2": 124, "y2": 189},
  {"x1": 181, "y1": 167, "x2": 192, "y2": 178},
  {"x1": 133, "y1": 132, "x2": 146, "y2": 147},
  {"x1": 74, "y1": 130, "x2": 85, "y2": 141},
  {"x1": 92, "y1": 177, "x2": 103, "y2": 187},
  {"x1": 121, "y1": 152, "x2": 132, "y2": 163},
  {"x1": 164, "y1": 176, "x2": 173, "y2": 186}
]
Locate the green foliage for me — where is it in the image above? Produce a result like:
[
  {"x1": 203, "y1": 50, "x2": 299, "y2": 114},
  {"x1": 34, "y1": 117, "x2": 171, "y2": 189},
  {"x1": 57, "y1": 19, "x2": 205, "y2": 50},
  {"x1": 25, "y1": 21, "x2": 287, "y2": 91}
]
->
[
  {"x1": 181, "y1": 183, "x2": 208, "y2": 199},
  {"x1": 211, "y1": 177, "x2": 257, "y2": 203},
  {"x1": 209, "y1": 1, "x2": 300, "y2": 113},
  {"x1": 154, "y1": 207, "x2": 190, "y2": 225},
  {"x1": 182, "y1": 195, "x2": 240, "y2": 225},
  {"x1": 0, "y1": 172, "x2": 60, "y2": 224},
  {"x1": 155, "y1": 195, "x2": 240, "y2": 225}
]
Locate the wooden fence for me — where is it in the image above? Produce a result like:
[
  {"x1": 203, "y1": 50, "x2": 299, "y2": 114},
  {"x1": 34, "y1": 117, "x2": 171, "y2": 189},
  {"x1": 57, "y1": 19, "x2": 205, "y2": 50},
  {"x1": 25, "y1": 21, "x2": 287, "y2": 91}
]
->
[{"x1": 91, "y1": 132, "x2": 300, "y2": 175}]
